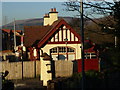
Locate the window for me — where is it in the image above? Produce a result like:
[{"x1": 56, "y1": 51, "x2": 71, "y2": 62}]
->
[
  {"x1": 51, "y1": 47, "x2": 57, "y2": 53},
  {"x1": 59, "y1": 47, "x2": 66, "y2": 53},
  {"x1": 50, "y1": 47, "x2": 75, "y2": 53},
  {"x1": 68, "y1": 48, "x2": 74, "y2": 52},
  {"x1": 84, "y1": 52, "x2": 97, "y2": 59},
  {"x1": 50, "y1": 47, "x2": 75, "y2": 60}
]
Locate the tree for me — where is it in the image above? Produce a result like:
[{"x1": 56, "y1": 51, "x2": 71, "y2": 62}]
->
[
  {"x1": 63, "y1": 0, "x2": 120, "y2": 47},
  {"x1": 63, "y1": 0, "x2": 114, "y2": 24}
]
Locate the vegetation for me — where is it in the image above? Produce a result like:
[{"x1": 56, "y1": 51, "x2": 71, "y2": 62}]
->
[
  {"x1": 60, "y1": 69, "x2": 120, "y2": 89},
  {"x1": 100, "y1": 47, "x2": 120, "y2": 70},
  {"x1": 63, "y1": 0, "x2": 120, "y2": 47}
]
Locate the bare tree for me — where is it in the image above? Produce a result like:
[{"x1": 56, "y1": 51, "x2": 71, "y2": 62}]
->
[
  {"x1": 63, "y1": 1, "x2": 116, "y2": 24},
  {"x1": 63, "y1": 0, "x2": 120, "y2": 46}
]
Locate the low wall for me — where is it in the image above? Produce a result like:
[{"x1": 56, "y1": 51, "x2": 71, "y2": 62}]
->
[{"x1": 0, "y1": 61, "x2": 41, "y2": 80}]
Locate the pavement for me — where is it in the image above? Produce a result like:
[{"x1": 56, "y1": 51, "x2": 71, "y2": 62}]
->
[{"x1": 12, "y1": 78, "x2": 47, "y2": 90}]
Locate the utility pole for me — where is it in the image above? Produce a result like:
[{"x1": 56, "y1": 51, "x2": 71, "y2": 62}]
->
[
  {"x1": 14, "y1": 18, "x2": 16, "y2": 52},
  {"x1": 115, "y1": 29, "x2": 117, "y2": 48},
  {"x1": 4, "y1": 16, "x2": 7, "y2": 25},
  {"x1": 80, "y1": 0, "x2": 85, "y2": 90}
]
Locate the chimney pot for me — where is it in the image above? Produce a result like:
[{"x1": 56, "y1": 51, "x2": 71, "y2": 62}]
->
[
  {"x1": 50, "y1": 8, "x2": 53, "y2": 12},
  {"x1": 53, "y1": 8, "x2": 56, "y2": 12},
  {"x1": 44, "y1": 13, "x2": 49, "y2": 17}
]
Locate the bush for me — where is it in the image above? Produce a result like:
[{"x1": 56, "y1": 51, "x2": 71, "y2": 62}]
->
[{"x1": 62, "y1": 70, "x2": 102, "y2": 89}]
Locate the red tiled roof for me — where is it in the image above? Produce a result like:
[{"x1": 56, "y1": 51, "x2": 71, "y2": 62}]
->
[
  {"x1": 2, "y1": 29, "x2": 11, "y2": 33},
  {"x1": 24, "y1": 26, "x2": 52, "y2": 47},
  {"x1": 24, "y1": 18, "x2": 81, "y2": 48},
  {"x1": 2, "y1": 29, "x2": 22, "y2": 33},
  {"x1": 24, "y1": 19, "x2": 65, "y2": 47},
  {"x1": 1, "y1": 29, "x2": 22, "y2": 36}
]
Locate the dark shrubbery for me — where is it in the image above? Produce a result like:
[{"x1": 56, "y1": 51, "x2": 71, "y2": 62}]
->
[
  {"x1": 62, "y1": 70, "x2": 102, "y2": 89},
  {"x1": 61, "y1": 70, "x2": 120, "y2": 89}
]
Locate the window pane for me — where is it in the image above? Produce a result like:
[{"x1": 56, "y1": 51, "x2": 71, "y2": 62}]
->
[
  {"x1": 67, "y1": 47, "x2": 74, "y2": 52},
  {"x1": 84, "y1": 53, "x2": 97, "y2": 59},
  {"x1": 59, "y1": 47, "x2": 66, "y2": 53},
  {"x1": 51, "y1": 47, "x2": 57, "y2": 53},
  {"x1": 68, "y1": 54, "x2": 75, "y2": 60}
]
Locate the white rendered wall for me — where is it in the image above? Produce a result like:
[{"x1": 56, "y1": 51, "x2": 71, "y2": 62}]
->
[
  {"x1": 40, "y1": 57, "x2": 52, "y2": 86},
  {"x1": 50, "y1": 28, "x2": 79, "y2": 42}
]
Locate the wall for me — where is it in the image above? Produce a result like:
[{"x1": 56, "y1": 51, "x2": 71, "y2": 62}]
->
[{"x1": 0, "y1": 61, "x2": 41, "y2": 80}]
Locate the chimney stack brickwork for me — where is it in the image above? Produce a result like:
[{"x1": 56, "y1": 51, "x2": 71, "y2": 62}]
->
[{"x1": 44, "y1": 8, "x2": 58, "y2": 26}]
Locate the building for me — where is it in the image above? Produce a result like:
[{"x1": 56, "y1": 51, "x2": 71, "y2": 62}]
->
[
  {"x1": 24, "y1": 8, "x2": 82, "y2": 61},
  {"x1": 1, "y1": 29, "x2": 23, "y2": 51},
  {"x1": 1, "y1": 29, "x2": 25, "y2": 61},
  {"x1": 24, "y1": 8, "x2": 99, "y2": 71}
]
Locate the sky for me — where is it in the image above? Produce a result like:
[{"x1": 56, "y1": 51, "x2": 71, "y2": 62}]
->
[
  {"x1": 1, "y1": 0, "x2": 67, "y2": 2},
  {"x1": 1, "y1": 1, "x2": 80, "y2": 25},
  {"x1": 1, "y1": 0, "x2": 116, "y2": 2},
  {"x1": 0, "y1": 0, "x2": 116, "y2": 26}
]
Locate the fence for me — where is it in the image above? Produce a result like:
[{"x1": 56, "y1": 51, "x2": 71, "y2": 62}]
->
[
  {"x1": 0, "y1": 59, "x2": 99, "y2": 80},
  {"x1": 77, "y1": 59, "x2": 99, "y2": 72},
  {"x1": 54, "y1": 60, "x2": 73, "y2": 77},
  {"x1": 0, "y1": 60, "x2": 41, "y2": 80},
  {"x1": 0, "y1": 60, "x2": 73, "y2": 80}
]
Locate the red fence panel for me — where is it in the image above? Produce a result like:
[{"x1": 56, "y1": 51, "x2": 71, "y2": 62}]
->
[{"x1": 78, "y1": 59, "x2": 99, "y2": 72}]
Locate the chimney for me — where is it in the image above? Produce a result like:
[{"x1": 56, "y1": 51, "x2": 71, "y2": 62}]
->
[
  {"x1": 49, "y1": 8, "x2": 58, "y2": 25},
  {"x1": 44, "y1": 13, "x2": 50, "y2": 26},
  {"x1": 43, "y1": 8, "x2": 58, "y2": 26}
]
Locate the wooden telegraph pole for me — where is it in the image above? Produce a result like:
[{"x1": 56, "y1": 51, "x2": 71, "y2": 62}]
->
[{"x1": 80, "y1": 0, "x2": 85, "y2": 90}]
